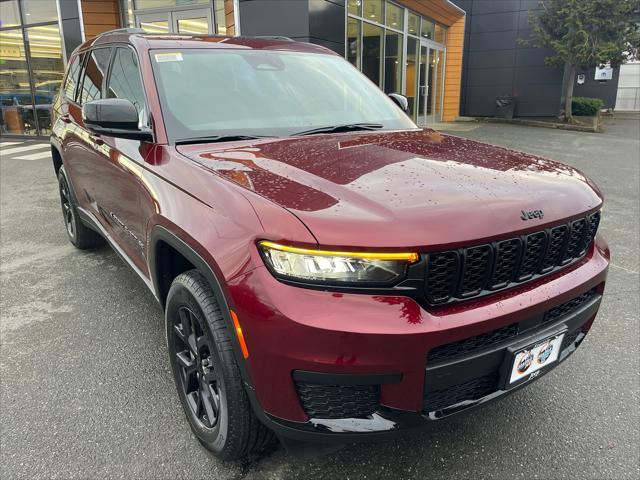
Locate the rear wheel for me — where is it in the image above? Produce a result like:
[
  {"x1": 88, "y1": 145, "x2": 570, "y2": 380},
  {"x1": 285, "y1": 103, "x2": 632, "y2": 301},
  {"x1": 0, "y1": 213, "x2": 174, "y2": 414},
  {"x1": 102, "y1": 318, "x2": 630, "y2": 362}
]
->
[
  {"x1": 58, "y1": 167, "x2": 101, "y2": 249},
  {"x1": 166, "y1": 270, "x2": 275, "y2": 460}
]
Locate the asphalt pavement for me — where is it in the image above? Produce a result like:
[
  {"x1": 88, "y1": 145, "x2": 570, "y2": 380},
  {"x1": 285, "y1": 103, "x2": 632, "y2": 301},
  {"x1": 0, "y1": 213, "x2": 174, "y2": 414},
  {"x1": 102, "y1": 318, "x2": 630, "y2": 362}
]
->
[{"x1": 1, "y1": 114, "x2": 639, "y2": 479}]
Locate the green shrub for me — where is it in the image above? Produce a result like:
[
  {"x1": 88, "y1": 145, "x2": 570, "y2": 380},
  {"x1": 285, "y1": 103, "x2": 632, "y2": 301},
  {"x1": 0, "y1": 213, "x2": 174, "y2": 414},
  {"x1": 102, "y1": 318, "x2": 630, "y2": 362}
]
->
[{"x1": 571, "y1": 97, "x2": 604, "y2": 116}]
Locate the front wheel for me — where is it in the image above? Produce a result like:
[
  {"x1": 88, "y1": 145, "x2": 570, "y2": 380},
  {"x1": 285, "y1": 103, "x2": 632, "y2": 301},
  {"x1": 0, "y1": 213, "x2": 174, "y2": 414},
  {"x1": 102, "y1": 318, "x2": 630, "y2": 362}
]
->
[{"x1": 165, "y1": 270, "x2": 275, "y2": 460}]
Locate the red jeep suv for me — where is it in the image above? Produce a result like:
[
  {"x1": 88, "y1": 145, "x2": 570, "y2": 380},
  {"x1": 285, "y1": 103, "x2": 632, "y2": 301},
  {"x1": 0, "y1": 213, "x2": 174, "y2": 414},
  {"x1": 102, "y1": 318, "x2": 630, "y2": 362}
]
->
[{"x1": 50, "y1": 29, "x2": 609, "y2": 459}]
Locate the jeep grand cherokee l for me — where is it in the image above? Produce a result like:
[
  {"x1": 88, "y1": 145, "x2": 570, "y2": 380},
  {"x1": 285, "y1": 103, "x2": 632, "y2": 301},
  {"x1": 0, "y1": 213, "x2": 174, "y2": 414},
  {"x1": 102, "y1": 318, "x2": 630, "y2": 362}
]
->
[{"x1": 50, "y1": 29, "x2": 609, "y2": 460}]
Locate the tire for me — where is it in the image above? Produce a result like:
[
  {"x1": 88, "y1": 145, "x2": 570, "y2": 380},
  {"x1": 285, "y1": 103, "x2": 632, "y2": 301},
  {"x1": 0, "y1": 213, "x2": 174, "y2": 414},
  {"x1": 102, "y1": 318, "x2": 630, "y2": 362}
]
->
[
  {"x1": 58, "y1": 167, "x2": 102, "y2": 250},
  {"x1": 165, "y1": 270, "x2": 275, "y2": 460}
]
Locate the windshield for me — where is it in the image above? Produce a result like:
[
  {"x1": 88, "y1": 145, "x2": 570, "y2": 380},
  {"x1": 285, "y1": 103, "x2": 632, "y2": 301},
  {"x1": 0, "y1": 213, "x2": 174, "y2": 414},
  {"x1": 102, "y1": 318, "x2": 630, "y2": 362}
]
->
[{"x1": 150, "y1": 48, "x2": 417, "y2": 143}]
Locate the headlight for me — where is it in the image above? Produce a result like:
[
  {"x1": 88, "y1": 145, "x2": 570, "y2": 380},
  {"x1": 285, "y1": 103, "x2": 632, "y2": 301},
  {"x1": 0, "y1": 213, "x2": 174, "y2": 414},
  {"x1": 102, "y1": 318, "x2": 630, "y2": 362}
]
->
[{"x1": 258, "y1": 241, "x2": 419, "y2": 285}]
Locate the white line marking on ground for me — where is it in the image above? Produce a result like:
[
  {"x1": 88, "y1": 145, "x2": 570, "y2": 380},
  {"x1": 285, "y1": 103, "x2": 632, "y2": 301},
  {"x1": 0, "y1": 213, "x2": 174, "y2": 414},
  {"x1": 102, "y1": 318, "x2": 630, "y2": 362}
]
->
[
  {"x1": 610, "y1": 263, "x2": 639, "y2": 275},
  {"x1": 14, "y1": 151, "x2": 51, "y2": 161},
  {"x1": 0, "y1": 144, "x2": 49, "y2": 156},
  {"x1": 0, "y1": 141, "x2": 20, "y2": 147}
]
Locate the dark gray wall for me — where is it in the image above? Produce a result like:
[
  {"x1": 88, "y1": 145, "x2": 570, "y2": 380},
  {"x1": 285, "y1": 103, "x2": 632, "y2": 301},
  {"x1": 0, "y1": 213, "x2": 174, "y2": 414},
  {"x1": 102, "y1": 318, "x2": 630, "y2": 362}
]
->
[
  {"x1": 574, "y1": 66, "x2": 621, "y2": 109},
  {"x1": 453, "y1": 0, "x2": 621, "y2": 116},
  {"x1": 238, "y1": 0, "x2": 345, "y2": 54},
  {"x1": 57, "y1": 0, "x2": 84, "y2": 58},
  {"x1": 453, "y1": 0, "x2": 564, "y2": 117}
]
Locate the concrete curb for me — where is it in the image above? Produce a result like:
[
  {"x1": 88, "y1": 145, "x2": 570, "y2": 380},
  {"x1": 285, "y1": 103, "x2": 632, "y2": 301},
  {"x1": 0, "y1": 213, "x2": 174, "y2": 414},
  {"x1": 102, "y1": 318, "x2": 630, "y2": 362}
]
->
[{"x1": 469, "y1": 117, "x2": 601, "y2": 133}]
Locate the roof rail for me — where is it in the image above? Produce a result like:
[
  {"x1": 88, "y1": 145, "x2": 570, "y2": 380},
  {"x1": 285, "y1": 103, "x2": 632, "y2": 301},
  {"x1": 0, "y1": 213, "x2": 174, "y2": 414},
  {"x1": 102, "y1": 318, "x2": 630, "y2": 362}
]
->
[
  {"x1": 253, "y1": 35, "x2": 295, "y2": 42},
  {"x1": 95, "y1": 28, "x2": 146, "y2": 39}
]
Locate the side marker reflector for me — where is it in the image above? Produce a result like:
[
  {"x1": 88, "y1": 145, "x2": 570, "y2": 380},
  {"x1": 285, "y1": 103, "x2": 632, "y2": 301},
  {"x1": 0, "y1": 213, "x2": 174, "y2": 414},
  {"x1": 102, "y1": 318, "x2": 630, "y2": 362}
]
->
[{"x1": 231, "y1": 310, "x2": 249, "y2": 359}]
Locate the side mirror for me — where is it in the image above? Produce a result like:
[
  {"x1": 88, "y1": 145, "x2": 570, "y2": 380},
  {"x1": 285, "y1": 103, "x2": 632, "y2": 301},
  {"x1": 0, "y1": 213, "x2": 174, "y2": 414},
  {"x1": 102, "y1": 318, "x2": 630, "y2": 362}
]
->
[
  {"x1": 388, "y1": 93, "x2": 409, "y2": 112},
  {"x1": 82, "y1": 98, "x2": 152, "y2": 141}
]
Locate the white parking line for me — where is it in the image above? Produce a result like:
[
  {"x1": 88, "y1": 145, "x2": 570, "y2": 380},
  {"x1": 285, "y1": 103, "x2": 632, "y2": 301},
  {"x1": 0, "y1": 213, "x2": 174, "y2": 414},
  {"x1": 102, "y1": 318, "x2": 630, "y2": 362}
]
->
[
  {"x1": 0, "y1": 144, "x2": 49, "y2": 156},
  {"x1": 14, "y1": 151, "x2": 51, "y2": 161}
]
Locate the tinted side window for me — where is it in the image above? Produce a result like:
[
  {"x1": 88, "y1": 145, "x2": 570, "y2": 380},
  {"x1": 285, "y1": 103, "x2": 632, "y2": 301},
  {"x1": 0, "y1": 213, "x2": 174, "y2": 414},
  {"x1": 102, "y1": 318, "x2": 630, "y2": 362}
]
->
[
  {"x1": 106, "y1": 47, "x2": 148, "y2": 126},
  {"x1": 79, "y1": 48, "x2": 111, "y2": 105},
  {"x1": 63, "y1": 53, "x2": 84, "y2": 101}
]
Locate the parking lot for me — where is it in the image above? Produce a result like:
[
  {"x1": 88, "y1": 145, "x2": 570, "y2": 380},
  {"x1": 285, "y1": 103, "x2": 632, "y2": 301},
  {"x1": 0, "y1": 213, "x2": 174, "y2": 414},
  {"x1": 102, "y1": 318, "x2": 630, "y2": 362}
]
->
[{"x1": 1, "y1": 114, "x2": 638, "y2": 479}]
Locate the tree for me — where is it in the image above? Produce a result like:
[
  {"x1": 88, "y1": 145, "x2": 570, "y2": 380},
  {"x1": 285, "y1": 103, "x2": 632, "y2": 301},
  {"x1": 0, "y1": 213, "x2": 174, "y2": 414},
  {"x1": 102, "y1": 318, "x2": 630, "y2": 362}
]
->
[{"x1": 526, "y1": 0, "x2": 640, "y2": 121}]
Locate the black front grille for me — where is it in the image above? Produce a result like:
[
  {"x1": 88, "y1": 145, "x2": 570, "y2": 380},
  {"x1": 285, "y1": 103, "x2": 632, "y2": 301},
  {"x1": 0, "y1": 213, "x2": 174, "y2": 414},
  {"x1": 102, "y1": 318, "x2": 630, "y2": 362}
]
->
[
  {"x1": 424, "y1": 211, "x2": 600, "y2": 305},
  {"x1": 423, "y1": 373, "x2": 499, "y2": 412},
  {"x1": 295, "y1": 382, "x2": 379, "y2": 419},
  {"x1": 428, "y1": 288, "x2": 597, "y2": 365}
]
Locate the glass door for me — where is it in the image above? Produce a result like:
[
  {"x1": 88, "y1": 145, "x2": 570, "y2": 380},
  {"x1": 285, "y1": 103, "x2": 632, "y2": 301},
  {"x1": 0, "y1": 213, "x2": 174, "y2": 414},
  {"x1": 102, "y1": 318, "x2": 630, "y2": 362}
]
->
[
  {"x1": 417, "y1": 42, "x2": 445, "y2": 125},
  {"x1": 430, "y1": 47, "x2": 444, "y2": 122},
  {"x1": 417, "y1": 44, "x2": 428, "y2": 126}
]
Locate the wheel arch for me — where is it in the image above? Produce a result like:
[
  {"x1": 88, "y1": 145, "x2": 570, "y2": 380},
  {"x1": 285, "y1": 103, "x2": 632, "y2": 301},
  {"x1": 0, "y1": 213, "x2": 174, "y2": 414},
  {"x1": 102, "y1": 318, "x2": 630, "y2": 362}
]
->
[
  {"x1": 50, "y1": 136, "x2": 63, "y2": 176},
  {"x1": 148, "y1": 225, "x2": 265, "y2": 416},
  {"x1": 51, "y1": 145, "x2": 63, "y2": 176}
]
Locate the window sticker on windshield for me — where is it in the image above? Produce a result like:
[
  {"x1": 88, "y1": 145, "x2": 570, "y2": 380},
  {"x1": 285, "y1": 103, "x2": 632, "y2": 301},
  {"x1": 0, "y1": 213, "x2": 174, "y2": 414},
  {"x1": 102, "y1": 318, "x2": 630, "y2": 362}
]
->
[{"x1": 155, "y1": 52, "x2": 183, "y2": 63}]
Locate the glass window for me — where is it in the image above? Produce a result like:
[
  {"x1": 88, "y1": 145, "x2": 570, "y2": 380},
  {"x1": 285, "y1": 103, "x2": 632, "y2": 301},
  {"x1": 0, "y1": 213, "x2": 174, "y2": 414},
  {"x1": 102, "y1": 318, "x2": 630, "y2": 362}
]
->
[
  {"x1": 25, "y1": 24, "x2": 64, "y2": 135},
  {"x1": 434, "y1": 24, "x2": 446, "y2": 44},
  {"x1": 0, "y1": 29, "x2": 36, "y2": 135},
  {"x1": 150, "y1": 49, "x2": 416, "y2": 142},
  {"x1": 384, "y1": 30, "x2": 402, "y2": 94},
  {"x1": 347, "y1": 17, "x2": 361, "y2": 69},
  {"x1": 79, "y1": 48, "x2": 111, "y2": 105},
  {"x1": 347, "y1": 0, "x2": 362, "y2": 16},
  {"x1": 385, "y1": 2, "x2": 403, "y2": 30},
  {"x1": 362, "y1": 22, "x2": 383, "y2": 88},
  {"x1": 0, "y1": 0, "x2": 21, "y2": 28},
  {"x1": 407, "y1": 12, "x2": 419, "y2": 36},
  {"x1": 363, "y1": 0, "x2": 383, "y2": 24},
  {"x1": 135, "y1": 0, "x2": 207, "y2": 8},
  {"x1": 63, "y1": 53, "x2": 83, "y2": 101},
  {"x1": 421, "y1": 18, "x2": 435, "y2": 40},
  {"x1": 405, "y1": 37, "x2": 418, "y2": 118},
  {"x1": 214, "y1": 0, "x2": 227, "y2": 35},
  {"x1": 106, "y1": 48, "x2": 148, "y2": 126},
  {"x1": 177, "y1": 17, "x2": 209, "y2": 34},
  {"x1": 22, "y1": 0, "x2": 58, "y2": 25},
  {"x1": 139, "y1": 19, "x2": 170, "y2": 33}
]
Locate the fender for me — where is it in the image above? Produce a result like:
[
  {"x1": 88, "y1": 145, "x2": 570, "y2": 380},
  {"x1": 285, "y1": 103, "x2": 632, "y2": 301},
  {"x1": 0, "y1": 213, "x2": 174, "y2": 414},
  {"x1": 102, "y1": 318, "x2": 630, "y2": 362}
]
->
[{"x1": 148, "y1": 225, "x2": 266, "y2": 416}]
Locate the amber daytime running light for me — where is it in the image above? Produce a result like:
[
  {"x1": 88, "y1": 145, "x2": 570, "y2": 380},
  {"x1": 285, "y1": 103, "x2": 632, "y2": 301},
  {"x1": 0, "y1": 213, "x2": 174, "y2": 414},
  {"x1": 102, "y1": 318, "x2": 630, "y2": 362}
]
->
[{"x1": 258, "y1": 241, "x2": 418, "y2": 284}]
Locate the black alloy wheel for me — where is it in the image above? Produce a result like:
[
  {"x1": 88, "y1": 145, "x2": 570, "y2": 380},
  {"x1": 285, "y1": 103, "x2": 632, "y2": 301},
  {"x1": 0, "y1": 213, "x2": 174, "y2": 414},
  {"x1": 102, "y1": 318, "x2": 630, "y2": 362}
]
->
[
  {"x1": 59, "y1": 174, "x2": 76, "y2": 240},
  {"x1": 171, "y1": 306, "x2": 223, "y2": 429},
  {"x1": 165, "y1": 270, "x2": 275, "y2": 459}
]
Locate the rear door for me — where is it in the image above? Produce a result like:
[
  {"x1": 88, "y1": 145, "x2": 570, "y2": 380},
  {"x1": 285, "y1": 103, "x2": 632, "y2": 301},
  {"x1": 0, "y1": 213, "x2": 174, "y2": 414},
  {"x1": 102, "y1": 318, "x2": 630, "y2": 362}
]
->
[{"x1": 63, "y1": 46, "x2": 112, "y2": 213}]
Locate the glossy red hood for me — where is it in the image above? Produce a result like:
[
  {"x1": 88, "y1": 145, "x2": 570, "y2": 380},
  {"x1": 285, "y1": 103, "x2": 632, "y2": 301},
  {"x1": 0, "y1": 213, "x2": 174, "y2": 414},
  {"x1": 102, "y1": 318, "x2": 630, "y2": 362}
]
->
[{"x1": 177, "y1": 129, "x2": 602, "y2": 249}]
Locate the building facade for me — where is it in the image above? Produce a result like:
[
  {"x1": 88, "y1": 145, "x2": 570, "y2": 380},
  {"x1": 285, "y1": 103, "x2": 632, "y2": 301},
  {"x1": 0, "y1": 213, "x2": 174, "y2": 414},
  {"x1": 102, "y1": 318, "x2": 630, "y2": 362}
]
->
[
  {"x1": 0, "y1": 0, "x2": 622, "y2": 138},
  {"x1": 452, "y1": 0, "x2": 620, "y2": 117},
  {"x1": 0, "y1": 0, "x2": 465, "y2": 137}
]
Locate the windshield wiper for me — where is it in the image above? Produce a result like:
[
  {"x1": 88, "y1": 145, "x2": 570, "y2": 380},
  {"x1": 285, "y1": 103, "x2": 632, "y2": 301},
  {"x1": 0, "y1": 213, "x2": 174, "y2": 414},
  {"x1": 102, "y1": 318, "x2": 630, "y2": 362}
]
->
[
  {"x1": 175, "y1": 135, "x2": 270, "y2": 145},
  {"x1": 291, "y1": 123, "x2": 384, "y2": 137}
]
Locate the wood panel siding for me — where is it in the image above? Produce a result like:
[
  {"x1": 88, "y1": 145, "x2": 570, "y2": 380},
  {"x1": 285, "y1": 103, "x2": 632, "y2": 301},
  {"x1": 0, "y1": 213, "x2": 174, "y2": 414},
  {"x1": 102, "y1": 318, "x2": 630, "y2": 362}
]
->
[
  {"x1": 400, "y1": 0, "x2": 464, "y2": 27},
  {"x1": 224, "y1": 0, "x2": 236, "y2": 36},
  {"x1": 442, "y1": 15, "x2": 465, "y2": 121},
  {"x1": 82, "y1": 0, "x2": 121, "y2": 39}
]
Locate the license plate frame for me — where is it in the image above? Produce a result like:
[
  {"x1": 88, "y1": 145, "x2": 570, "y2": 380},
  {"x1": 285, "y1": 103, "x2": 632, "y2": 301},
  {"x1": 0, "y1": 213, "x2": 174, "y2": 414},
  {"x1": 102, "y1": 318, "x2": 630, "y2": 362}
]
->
[{"x1": 501, "y1": 328, "x2": 567, "y2": 390}]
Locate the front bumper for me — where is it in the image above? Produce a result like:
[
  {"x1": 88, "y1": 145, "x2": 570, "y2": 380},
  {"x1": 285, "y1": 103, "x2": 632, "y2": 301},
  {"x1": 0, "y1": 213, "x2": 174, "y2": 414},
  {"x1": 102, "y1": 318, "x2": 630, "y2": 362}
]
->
[{"x1": 226, "y1": 236, "x2": 609, "y2": 443}]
